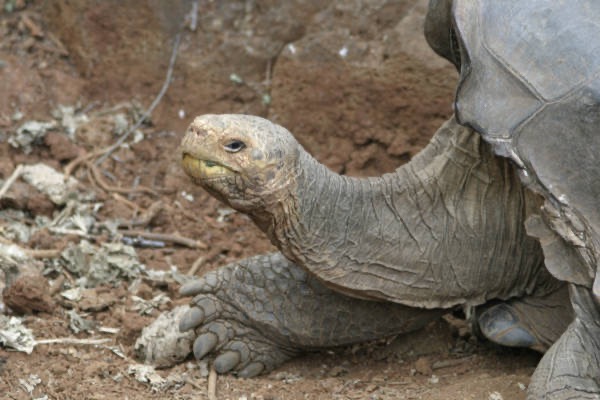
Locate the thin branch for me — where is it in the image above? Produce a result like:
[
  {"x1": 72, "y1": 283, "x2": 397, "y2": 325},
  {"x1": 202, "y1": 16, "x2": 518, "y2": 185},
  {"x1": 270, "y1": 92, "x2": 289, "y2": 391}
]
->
[
  {"x1": 95, "y1": 31, "x2": 183, "y2": 166},
  {"x1": 64, "y1": 148, "x2": 106, "y2": 178},
  {"x1": 0, "y1": 164, "x2": 24, "y2": 199},
  {"x1": 35, "y1": 338, "x2": 111, "y2": 346},
  {"x1": 117, "y1": 200, "x2": 163, "y2": 228},
  {"x1": 27, "y1": 248, "x2": 63, "y2": 259},
  {"x1": 208, "y1": 366, "x2": 217, "y2": 400},
  {"x1": 112, "y1": 193, "x2": 141, "y2": 212},
  {"x1": 0, "y1": 237, "x2": 63, "y2": 258},
  {"x1": 119, "y1": 229, "x2": 207, "y2": 249},
  {"x1": 86, "y1": 161, "x2": 158, "y2": 197},
  {"x1": 187, "y1": 255, "x2": 205, "y2": 275}
]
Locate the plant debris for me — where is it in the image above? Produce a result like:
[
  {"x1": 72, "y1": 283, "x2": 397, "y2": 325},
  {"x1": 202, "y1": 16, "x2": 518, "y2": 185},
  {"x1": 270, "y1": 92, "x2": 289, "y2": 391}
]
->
[
  {"x1": 9, "y1": 121, "x2": 57, "y2": 153},
  {"x1": 59, "y1": 240, "x2": 143, "y2": 287},
  {"x1": 134, "y1": 305, "x2": 194, "y2": 368},
  {"x1": 0, "y1": 315, "x2": 36, "y2": 354}
]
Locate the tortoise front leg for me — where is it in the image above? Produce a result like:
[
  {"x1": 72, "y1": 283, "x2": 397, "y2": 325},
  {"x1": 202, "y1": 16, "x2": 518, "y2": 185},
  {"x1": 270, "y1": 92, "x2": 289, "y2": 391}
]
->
[
  {"x1": 179, "y1": 252, "x2": 444, "y2": 376},
  {"x1": 527, "y1": 284, "x2": 600, "y2": 399}
]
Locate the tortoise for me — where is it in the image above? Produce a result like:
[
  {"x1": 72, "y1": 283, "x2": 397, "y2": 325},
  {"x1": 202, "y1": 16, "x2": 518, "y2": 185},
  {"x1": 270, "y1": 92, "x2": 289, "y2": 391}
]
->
[{"x1": 176, "y1": 0, "x2": 600, "y2": 398}]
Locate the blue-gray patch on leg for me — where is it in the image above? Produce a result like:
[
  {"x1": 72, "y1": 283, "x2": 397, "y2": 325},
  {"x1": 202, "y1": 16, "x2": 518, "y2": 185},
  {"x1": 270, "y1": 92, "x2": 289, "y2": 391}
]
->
[{"x1": 478, "y1": 303, "x2": 537, "y2": 348}]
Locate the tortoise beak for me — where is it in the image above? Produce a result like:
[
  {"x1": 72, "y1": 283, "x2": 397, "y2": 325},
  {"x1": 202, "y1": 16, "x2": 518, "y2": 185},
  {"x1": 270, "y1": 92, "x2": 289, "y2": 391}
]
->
[{"x1": 181, "y1": 153, "x2": 236, "y2": 180}]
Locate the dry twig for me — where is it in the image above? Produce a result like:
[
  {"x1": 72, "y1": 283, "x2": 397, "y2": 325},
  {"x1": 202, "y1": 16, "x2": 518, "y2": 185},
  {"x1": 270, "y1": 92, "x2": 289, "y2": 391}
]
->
[
  {"x1": 117, "y1": 200, "x2": 163, "y2": 228},
  {"x1": 0, "y1": 164, "x2": 24, "y2": 199},
  {"x1": 118, "y1": 229, "x2": 207, "y2": 249},
  {"x1": 47, "y1": 31, "x2": 69, "y2": 56},
  {"x1": 112, "y1": 192, "x2": 141, "y2": 212},
  {"x1": 49, "y1": 275, "x2": 65, "y2": 296},
  {"x1": 27, "y1": 248, "x2": 63, "y2": 259},
  {"x1": 187, "y1": 255, "x2": 205, "y2": 276},
  {"x1": 432, "y1": 356, "x2": 476, "y2": 370},
  {"x1": 86, "y1": 161, "x2": 158, "y2": 197},
  {"x1": 208, "y1": 366, "x2": 217, "y2": 400},
  {"x1": 64, "y1": 148, "x2": 107, "y2": 178},
  {"x1": 0, "y1": 236, "x2": 63, "y2": 258},
  {"x1": 35, "y1": 338, "x2": 111, "y2": 346}
]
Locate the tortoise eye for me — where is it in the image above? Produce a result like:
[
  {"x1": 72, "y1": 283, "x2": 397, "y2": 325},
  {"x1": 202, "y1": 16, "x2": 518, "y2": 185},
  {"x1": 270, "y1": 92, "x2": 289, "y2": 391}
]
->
[{"x1": 223, "y1": 140, "x2": 246, "y2": 153}]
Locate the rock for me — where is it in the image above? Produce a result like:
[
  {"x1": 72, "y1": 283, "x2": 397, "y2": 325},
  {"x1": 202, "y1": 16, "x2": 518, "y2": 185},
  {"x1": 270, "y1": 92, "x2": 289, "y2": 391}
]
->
[
  {"x1": 26, "y1": 191, "x2": 56, "y2": 217},
  {"x1": 2, "y1": 272, "x2": 55, "y2": 314},
  {"x1": 20, "y1": 163, "x2": 78, "y2": 205},
  {"x1": 0, "y1": 181, "x2": 56, "y2": 216},
  {"x1": 0, "y1": 243, "x2": 42, "y2": 312},
  {"x1": 414, "y1": 356, "x2": 433, "y2": 376}
]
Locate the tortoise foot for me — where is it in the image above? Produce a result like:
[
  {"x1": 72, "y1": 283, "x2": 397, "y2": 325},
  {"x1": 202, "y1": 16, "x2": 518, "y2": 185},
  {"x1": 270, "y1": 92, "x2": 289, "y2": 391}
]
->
[
  {"x1": 477, "y1": 285, "x2": 572, "y2": 352},
  {"x1": 527, "y1": 318, "x2": 600, "y2": 399},
  {"x1": 527, "y1": 285, "x2": 600, "y2": 399},
  {"x1": 180, "y1": 252, "x2": 443, "y2": 376}
]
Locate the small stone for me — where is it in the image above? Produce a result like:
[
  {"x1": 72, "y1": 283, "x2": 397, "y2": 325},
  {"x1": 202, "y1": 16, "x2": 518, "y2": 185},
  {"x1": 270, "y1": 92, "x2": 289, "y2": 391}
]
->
[
  {"x1": 2, "y1": 272, "x2": 55, "y2": 314},
  {"x1": 229, "y1": 73, "x2": 244, "y2": 84},
  {"x1": 20, "y1": 163, "x2": 78, "y2": 205},
  {"x1": 414, "y1": 356, "x2": 432, "y2": 376},
  {"x1": 489, "y1": 391, "x2": 503, "y2": 400}
]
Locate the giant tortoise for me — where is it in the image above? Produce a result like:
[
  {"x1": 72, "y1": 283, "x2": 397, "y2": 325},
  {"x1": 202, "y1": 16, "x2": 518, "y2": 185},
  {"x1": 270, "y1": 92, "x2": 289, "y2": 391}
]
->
[{"x1": 176, "y1": 1, "x2": 600, "y2": 398}]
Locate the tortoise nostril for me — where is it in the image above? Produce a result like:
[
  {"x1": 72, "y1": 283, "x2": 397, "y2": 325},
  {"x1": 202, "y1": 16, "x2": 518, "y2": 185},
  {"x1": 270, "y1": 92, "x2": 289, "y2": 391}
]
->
[{"x1": 191, "y1": 127, "x2": 209, "y2": 137}]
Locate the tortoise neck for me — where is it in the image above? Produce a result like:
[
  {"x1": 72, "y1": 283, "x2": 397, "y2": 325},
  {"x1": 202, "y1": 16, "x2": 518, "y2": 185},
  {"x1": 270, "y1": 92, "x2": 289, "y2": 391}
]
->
[{"x1": 260, "y1": 118, "x2": 552, "y2": 307}]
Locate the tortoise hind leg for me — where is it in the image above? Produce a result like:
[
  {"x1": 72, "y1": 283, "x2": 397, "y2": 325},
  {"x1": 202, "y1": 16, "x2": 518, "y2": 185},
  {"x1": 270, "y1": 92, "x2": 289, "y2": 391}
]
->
[
  {"x1": 476, "y1": 284, "x2": 573, "y2": 352},
  {"x1": 527, "y1": 284, "x2": 600, "y2": 399}
]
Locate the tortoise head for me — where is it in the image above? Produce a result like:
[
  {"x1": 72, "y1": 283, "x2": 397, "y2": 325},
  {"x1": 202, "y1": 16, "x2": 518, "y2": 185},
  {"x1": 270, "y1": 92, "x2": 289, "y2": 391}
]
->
[{"x1": 180, "y1": 114, "x2": 300, "y2": 212}]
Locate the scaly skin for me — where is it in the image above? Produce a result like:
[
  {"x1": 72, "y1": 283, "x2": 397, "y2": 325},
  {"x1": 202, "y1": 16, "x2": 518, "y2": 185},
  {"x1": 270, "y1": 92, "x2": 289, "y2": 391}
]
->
[
  {"x1": 527, "y1": 285, "x2": 600, "y2": 399},
  {"x1": 181, "y1": 115, "x2": 560, "y2": 308},
  {"x1": 177, "y1": 114, "x2": 574, "y2": 376},
  {"x1": 179, "y1": 252, "x2": 443, "y2": 376}
]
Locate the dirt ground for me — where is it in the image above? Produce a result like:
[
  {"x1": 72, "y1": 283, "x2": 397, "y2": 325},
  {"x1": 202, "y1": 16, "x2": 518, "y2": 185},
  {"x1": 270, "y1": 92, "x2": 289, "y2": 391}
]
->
[{"x1": 0, "y1": 2, "x2": 540, "y2": 399}]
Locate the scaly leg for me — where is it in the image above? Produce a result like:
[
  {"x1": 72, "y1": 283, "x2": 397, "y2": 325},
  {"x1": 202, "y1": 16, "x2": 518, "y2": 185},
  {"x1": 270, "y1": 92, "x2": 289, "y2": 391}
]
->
[
  {"x1": 179, "y1": 252, "x2": 444, "y2": 377},
  {"x1": 527, "y1": 284, "x2": 600, "y2": 399}
]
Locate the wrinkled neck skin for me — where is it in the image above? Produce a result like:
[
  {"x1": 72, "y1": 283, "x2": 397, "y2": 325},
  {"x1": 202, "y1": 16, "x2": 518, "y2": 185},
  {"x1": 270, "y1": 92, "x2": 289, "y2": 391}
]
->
[{"x1": 249, "y1": 118, "x2": 559, "y2": 308}]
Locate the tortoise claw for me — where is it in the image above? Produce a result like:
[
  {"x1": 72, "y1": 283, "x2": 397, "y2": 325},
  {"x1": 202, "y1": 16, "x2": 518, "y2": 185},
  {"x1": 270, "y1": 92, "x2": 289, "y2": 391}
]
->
[
  {"x1": 179, "y1": 307, "x2": 204, "y2": 332},
  {"x1": 193, "y1": 333, "x2": 218, "y2": 359},
  {"x1": 214, "y1": 351, "x2": 241, "y2": 373},
  {"x1": 238, "y1": 362, "x2": 265, "y2": 378}
]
